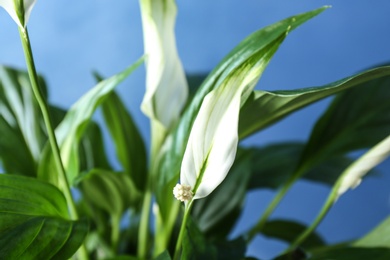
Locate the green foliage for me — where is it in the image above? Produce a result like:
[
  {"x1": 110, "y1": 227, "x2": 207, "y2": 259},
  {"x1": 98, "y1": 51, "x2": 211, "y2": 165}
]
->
[
  {"x1": 0, "y1": 174, "x2": 88, "y2": 259},
  {"x1": 0, "y1": 2, "x2": 389, "y2": 260}
]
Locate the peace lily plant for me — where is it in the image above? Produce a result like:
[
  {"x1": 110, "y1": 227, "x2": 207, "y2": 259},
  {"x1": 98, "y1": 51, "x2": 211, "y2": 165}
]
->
[{"x1": 0, "y1": 0, "x2": 389, "y2": 260}]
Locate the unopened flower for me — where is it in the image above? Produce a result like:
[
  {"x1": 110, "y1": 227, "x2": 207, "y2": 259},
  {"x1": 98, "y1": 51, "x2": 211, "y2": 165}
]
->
[
  {"x1": 173, "y1": 183, "x2": 193, "y2": 202},
  {"x1": 0, "y1": 0, "x2": 37, "y2": 28},
  {"x1": 139, "y1": 0, "x2": 188, "y2": 130}
]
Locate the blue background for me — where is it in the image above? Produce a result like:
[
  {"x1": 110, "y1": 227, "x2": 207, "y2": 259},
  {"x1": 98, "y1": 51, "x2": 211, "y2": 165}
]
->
[{"x1": 1, "y1": 0, "x2": 390, "y2": 258}]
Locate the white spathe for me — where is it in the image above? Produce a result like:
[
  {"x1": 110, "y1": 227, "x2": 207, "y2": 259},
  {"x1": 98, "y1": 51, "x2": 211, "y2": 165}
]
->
[
  {"x1": 0, "y1": 0, "x2": 36, "y2": 28},
  {"x1": 180, "y1": 66, "x2": 260, "y2": 200},
  {"x1": 337, "y1": 134, "x2": 390, "y2": 198},
  {"x1": 139, "y1": 0, "x2": 188, "y2": 130}
]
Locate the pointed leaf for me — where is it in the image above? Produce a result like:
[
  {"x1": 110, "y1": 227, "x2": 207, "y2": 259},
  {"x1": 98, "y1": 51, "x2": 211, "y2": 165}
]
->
[
  {"x1": 157, "y1": 7, "x2": 328, "y2": 218},
  {"x1": 38, "y1": 58, "x2": 143, "y2": 186},
  {"x1": 246, "y1": 143, "x2": 357, "y2": 190},
  {"x1": 239, "y1": 66, "x2": 390, "y2": 139},
  {"x1": 102, "y1": 91, "x2": 147, "y2": 191},
  {"x1": 299, "y1": 69, "x2": 390, "y2": 173},
  {"x1": 0, "y1": 174, "x2": 88, "y2": 259}
]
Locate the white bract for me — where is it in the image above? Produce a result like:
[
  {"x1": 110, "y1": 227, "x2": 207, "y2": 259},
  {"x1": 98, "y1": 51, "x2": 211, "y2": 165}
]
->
[
  {"x1": 179, "y1": 65, "x2": 261, "y2": 201},
  {"x1": 0, "y1": 0, "x2": 36, "y2": 28},
  {"x1": 139, "y1": 0, "x2": 188, "y2": 130},
  {"x1": 337, "y1": 134, "x2": 390, "y2": 198}
]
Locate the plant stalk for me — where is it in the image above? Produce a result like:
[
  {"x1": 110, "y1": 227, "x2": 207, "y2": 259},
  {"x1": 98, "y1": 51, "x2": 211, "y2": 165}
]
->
[
  {"x1": 18, "y1": 27, "x2": 88, "y2": 260},
  {"x1": 173, "y1": 201, "x2": 193, "y2": 260}
]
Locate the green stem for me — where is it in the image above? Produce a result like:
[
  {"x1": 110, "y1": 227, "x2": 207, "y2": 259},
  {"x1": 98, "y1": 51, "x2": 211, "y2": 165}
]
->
[
  {"x1": 18, "y1": 27, "x2": 88, "y2": 260},
  {"x1": 111, "y1": 214, "x2": 121, "y2": 253},
  {"x1": 154, "y1": 200, "x2": 180, "y2": 257},
  {"x1": 247, "y1": 166, "x2": 307, "y2": 242},
  {"x1": 138, "y1": 188, "x2": 152, "y2": 259},
  {"x1": 173, "y1": 201, "x2": 193, "y2": 260},
  {"x1": 287, "y1": 184, "x2": 340, "y2": 251}
]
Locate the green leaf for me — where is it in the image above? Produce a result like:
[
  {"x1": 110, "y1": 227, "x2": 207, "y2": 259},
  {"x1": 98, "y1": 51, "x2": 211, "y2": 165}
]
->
[
  {"x1": 81, "y1": 169, "x2": 140, "y2": 216},
  {"x1": 38, "y1": 58, "x2": 143, "y2": 186},
  {"x1": 239, "y1": 66, "x2": 390, "y2": 139},
  {"x1": 192, "y1": 149, "x2": 252, "y2": 239},
  {"x1": 354, "y1": 216, "x2": 390, "y2": 248},
  {"x1": 155, "y1": 251, "x2": 172, "y2": 260},
  {"x1": 296, "y1": 68, "x2": 390, "y2": 175},
  {"x1": 156, "y1": 7, "x2": 328, "y2": 220},
  {"x1": 102, "y1": 91, "x2": 147, "y2": 191},
  {"x1": 308, "y1": 247, "x2": 390, "y2": 260},
  {"x1": 79, "y1": 121, "x2": 112, "y2": 172},
  {"x1": 262, "y1": 219, "x2": 325, "y2": 249},
  {"x1": 182, "y1": 217, "x2": 217, "y2": 260},
  {"x1": 0, "y1": 66, "x2": 47, "y2": 176},
  {"x1": 214, "y1": 237, "x2": 247, "y2": 260},
  {"x1": 0, "y1": 174, "x2": 88, "y2": 259},
  {"x1": 246, "y1": 143, "x2": 356, "y2": 190}
]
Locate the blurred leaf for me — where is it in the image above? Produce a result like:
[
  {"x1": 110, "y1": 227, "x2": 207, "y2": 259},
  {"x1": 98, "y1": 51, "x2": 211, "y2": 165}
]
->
[
  {"x1": 81, "y1": 169, "x2": 140, "y2": 216},
  {"x1": 214, "y1": 237, "x2": 247, "y2": 260},
  {"x1": 182, "y1": 217, "x2": 217, "y2": 260},
  {"x1": 298, "y1": 71, "x2": 390, "y2": 173},
  {"x1": 0, "y1": 66, "x2": 47, "y2": 176},
  {"x1": 0, "y1": 174, "x2": 88, "y2": 259},
  {"x1": 246, "y1": 143, "x2": 357, "y2": 190},
  {"x1": 239, "y1": 66, "x2": 390, "y2": 139},
  {"x1": 156, "y1": 7, "x2": 328, "y2": 220},
  {"x1": 192, "y1": 149, "x2": 252, "y2": 239},
  {"x1": 308, "y1": 247, "x2": 390, "y2": 260},
  {"x1": 79, "y1": 121, "x2": 112, "y2": 172},
  {"x1": 262, "y1": 219, "x2": 325, "y2": 249},
  {"x1": 102, "y1": 91, "x2": 147, "y2": 191},
  {"x1": 155, "y1": 251, "x2": 172, "y2": 260},
  {"x1": 354, "y1": 216, "x2": 390, "y2": 248},
  {"x1": 38, "y1": 58, "x2": 143, "y2": 187}
]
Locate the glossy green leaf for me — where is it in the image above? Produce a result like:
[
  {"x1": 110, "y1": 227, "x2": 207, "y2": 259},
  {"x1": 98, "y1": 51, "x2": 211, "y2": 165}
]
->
[
  {"x1": 246, "y1": 143, "x2": 356, "y2": 190},
  {"x1": 0, "y1": 174, "x2": 88, "y2": 259},
  {"x1": 239, "y1": 66, "x2": 390, "y2": 139},
  {"x1": 192, "y1": 149, "x2": 252, "y2": 239},
  {"x1": 0, "y1": 66, "x2": 47, "y2": 176},
  {"x1": 298, "y1": 69, "x2": 390, "y2": 174},
  {"x1": 262, "y1": 219, "x2": 325, "y2": 249},
  {"x1": 156, "y1": 7, "x2": 328, "y2": 220},
  {"x1": 38, "y1": 58, "x2": 143, "y2": 186},
  {"x1": 102, "y1": 91, "x2": 147, "y2": 191}
]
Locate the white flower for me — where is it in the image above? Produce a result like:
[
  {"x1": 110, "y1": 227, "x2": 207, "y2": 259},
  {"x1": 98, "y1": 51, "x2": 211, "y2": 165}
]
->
[
  {"x1": 179, "y1": 65, "x2": 261, "y2": 201},
  {"x1": 139, "y1": 0, "x2": 188, "y2": 130},
  {"x1": 337, "y1": 135, "x2": 390, "y2": 198},
  {"x1": 0, "y1": 0, "x2": 37, "y2": 28},
  {"x1": 173, "y1": 183, "x2": 193, "y2": 202}
]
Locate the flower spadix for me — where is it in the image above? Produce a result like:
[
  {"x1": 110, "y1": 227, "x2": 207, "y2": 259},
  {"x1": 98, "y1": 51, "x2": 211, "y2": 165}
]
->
[
  {"x1": 139, "y1": 0, "x2": 188, "y2": 130},
  {"x1": 177, "y1": 65, "x2": 262, "y2": 202},
  {"x1": 337, "y1": 134, "x2": 390, "y2": 199},
  {"x1": 0, "y1": 0, "x2": 36, "y2": 28}
]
